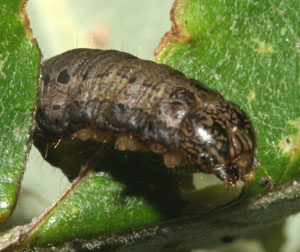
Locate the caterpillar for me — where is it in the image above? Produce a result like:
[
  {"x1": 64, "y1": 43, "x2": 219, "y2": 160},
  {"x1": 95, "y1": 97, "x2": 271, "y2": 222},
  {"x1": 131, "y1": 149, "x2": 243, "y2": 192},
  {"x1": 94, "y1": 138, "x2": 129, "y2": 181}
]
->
[{"x1": 33, "y1": 48, "x2": 256, "y2": 184}]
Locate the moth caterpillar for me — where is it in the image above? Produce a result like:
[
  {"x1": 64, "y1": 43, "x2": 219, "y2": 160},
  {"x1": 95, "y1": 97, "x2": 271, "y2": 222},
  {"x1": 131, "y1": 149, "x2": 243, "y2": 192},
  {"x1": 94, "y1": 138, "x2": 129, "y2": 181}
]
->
[{"x1": 33, "y1": 48, "x2": 256, "y2": 184}]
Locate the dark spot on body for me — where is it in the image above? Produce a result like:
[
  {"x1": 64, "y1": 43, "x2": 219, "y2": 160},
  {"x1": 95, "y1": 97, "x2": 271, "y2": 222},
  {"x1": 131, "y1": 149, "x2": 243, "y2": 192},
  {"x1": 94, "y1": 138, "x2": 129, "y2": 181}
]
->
[
  {"x1": 52, "y1": 105, "x2": 61, "y2": 110},
  {"x1": 82, "y1": 72, "x2": 88, "y2": 80},
  {"x1": 97, "y1": 73, "x2": 105, "y2": 78},
  {"x1": 117, "y1": 103, "x2": 124, "y2": 111},
  {"x1": 286, "y1": 138, "x2": 291, "y2": 144},
  {"x1": 57, "y1": 69, "x2": 70, "y2": 84},
  {"x1": 146, "y1": 120, "x2": 154, "y2": 132},
  {"x1": 86, "y1": 98, "x2": 99, "y2": 106},
  {"x1": 170, "y1": 89, "x2": 195, "y2": 105},
  {"x1": 171, "y1": 101, "x2": 184, "y2": 107},
  {"x1": 43, "y1": 74, "x2": 50, "y2": 85},
  {"x1": 74, "y1": 100, "x2": 80, "y2": 107},
  {"x1": 143, "y1": 83, "x2": 155, "y2": 89},
  {"x1": 129, "y1": 77, "x2": 137, "y2": 83},
  {"x1": 81, "y1": 112, "x2": 92, "y2": 123}
]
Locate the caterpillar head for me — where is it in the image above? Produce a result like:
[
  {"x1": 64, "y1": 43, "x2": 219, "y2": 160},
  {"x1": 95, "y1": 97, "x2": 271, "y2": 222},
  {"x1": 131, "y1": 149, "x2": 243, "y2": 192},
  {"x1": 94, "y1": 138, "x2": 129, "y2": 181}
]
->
[{"x1": 179, "y1": 100, "x2": 256, "y2": 184}]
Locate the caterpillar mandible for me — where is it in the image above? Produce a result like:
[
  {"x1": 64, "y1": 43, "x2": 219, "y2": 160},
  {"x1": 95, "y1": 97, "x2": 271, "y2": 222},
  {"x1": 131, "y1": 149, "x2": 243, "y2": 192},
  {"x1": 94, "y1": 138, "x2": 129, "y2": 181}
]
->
[{"x1": 33, "y1": 48, "x2": 256, "y2": 184}]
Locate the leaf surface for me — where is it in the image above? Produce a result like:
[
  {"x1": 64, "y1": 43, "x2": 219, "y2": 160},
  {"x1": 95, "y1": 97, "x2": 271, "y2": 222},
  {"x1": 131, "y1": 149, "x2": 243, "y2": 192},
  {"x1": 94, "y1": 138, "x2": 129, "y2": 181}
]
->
[{"x1": 0, "y1": 0, "x2": 40, "y2": 224}]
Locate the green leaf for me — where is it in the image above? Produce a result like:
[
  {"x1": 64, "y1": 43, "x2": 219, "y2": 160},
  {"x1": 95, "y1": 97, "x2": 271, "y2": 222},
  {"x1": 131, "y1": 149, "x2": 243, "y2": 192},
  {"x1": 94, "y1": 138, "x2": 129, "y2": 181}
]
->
[
  {"x1": 22, "y1": 170, "x2": 166, "y2": 247},
  {"x1": 3, "y1": 179, "x2": 300, "y2": 251},
  {"x1": 156, "y1": 0, "x2": 300, "y2": 197},
  {"x1": 0, "y1": 0, "x2": 40, "y2": 224},
  {"x1": 1, "y1": 144, "x2": 183, "y2": 249}
]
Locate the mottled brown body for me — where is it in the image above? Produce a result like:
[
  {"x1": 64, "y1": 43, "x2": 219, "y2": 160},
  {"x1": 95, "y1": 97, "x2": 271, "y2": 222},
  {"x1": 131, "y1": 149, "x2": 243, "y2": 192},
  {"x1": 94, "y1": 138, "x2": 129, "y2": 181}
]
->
[{"x1": 33, "y1": 48, "x2": 256, "y2": 184}]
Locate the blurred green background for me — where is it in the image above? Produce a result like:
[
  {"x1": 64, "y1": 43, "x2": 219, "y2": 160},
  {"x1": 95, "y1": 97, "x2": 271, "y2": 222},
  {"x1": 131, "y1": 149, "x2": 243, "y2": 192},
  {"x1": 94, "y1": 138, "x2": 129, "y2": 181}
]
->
[{"x1": 1, "y1": 0, "x2": 299, "y2": 251}]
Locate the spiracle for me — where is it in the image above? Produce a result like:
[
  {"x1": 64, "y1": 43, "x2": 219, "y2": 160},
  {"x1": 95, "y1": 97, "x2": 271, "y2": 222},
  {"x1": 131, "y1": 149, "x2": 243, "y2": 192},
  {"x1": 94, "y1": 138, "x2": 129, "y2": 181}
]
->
[{"x1": 33, "y1": 48, "x2": 256, "y2": 184}]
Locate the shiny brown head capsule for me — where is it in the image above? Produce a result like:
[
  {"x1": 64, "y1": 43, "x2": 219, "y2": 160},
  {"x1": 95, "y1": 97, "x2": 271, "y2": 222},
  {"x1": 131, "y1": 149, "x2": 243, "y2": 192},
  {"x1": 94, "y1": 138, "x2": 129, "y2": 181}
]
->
[
  {"x1": 179, "y1": 100, "x2": 255, "y2": 184},
  {"x1": 33, "y1": 48, "x2": 256, "y2": 184}
]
